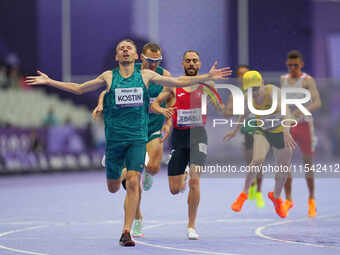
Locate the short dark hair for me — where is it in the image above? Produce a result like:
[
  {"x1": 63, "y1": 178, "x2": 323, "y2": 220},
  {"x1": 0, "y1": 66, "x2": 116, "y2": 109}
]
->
[
  {"x1": 142, "y1": 42, "x2": 161, "y2": 54},
  {"x1": 116, "y1": 39, "x2": 137, "y2": 52},
  {"x1": 287, "y1": 50, "x2": 303, "y2": 61},
  {"x1": 183, "y1": 50, "x2": 200, "y2": 59}
]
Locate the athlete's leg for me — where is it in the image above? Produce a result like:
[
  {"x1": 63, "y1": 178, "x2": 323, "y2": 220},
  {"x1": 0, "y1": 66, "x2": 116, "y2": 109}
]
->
[
  {"x1": 107, "y1": 179, "x2": 121, "y2": 193},
  {"x1": 268, "y1": 145, "x2": 292, "y2": 218},
  {"x1": 303, "y1": 153, "x2": 317, "y2": 217},
  {"x1": 284, "y1": 171, "x2": 293, "y2": 201},
  {"x1": 187, "y1": 164, "x2": 200, "y2": 229},
  {"x1": 123, "y1": 171, "x2": 141, "y2": 232},
  {"x1": 232, "y1": 134, "x2": 270, "y2": 212},
  {"x1": 243, "y1": 134, "x2": 270, "y2": 193},
  {"x1": 168, "y1": 175, "x2": 187, "y2": 194},
  {"x1": 272, "y1": 146, "x2": 292, "y2": 198},
  {"x1": 303, "y1": 154, "x2": 315, "y2": 199},
  {"x1": 168, "y1": 148, "x2": 189, "y2": 195},
  {"x1": 146, "y1": 137, "x2": 163, "y2": 175},
  {"x1": 143, "y1": 137, "x2": 163, "y2": 191}
]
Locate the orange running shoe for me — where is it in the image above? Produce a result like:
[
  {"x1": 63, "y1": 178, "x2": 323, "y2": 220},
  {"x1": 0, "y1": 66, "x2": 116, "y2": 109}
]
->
[
  {"x1": 308, "y1": 199, "x2": 317, "y2": 218},
  {"x1": 284, "y1": 200, "x2": 294, "y2": 212},
  {"x1": 268, "y1": 192, "x2": 287, "y2": 218},
  {"x1": 231, "y1": 192, "x2": 248, "y2": 212}
]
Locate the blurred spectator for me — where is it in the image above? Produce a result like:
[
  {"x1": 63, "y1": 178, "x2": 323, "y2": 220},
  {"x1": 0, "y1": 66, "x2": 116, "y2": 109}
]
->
[
  {"x1": 29, "y1": 130, "x2": 44, "y2": 153},
  {"x1": 91, "y1": 117, "x2": 105, "y2": 150},
  {"x1": 7, "y1": 66, "x2": 28, "y2": 90},
  {"x1": 43, "y1": 107, "x2": 59, "y2": 127},
  {"x1": 5, "y1": 52, "x2": 20, "y2": 67},
  {"x1": 83, "y1": 121, "x2": 95, "y2": 150},
  {"x1": 0, "y1": 62, "x2": 8, "y2": 89}
]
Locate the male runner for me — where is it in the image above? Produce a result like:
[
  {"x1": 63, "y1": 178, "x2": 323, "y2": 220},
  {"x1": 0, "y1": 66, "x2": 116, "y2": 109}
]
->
[
  {"x1": 152, "y1": 50, "x2": 227, "y2": 239},
  {"x1": 281, "y1": 50, "x2": 322, "y2": 218},
  {"x1": 92, "y1": 42, "x2": 171, "y2": 238},
  {"x1": 226, "y1": 71, "x2": 296, "y2": 218},
  {"x1": 26, "y1": 39, "x2": 231, "y2": 246},
  {"x1": 225, "y1": 65, "x2": 265, "y2": 208}
]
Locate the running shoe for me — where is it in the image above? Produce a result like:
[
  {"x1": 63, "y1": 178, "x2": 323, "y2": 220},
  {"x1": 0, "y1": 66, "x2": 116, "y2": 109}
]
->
[
  {"x1": 142, "y1": 172, "x2": 153, "y2": 191},
  {"x1": 255, "y1": 192, "x2": 265, "y2": 208},
  {"x1": 132, "y1": 219, "x2": 144, "y2": 238},
  {"x1": 268, "y1": 192, "x2": 287, "y2": 218},
  {"x1": 308, "y1": 198, "x2": 317, "y2": 218},
  {"x1": 119, "y1": 230, "x2": 135, "y2": 247},
  {"x1": 248, "y1": 184, "x2": 257, "y2": 200},
  {"x1": 187, "y1": 228, "x2": 199, "y2": 240},
  {"x1": 284, "y1": 200, "x2": 294, "y2": 212},
  {"x1": 231, "y1": 192, "x2": 248, "y2": 212}
]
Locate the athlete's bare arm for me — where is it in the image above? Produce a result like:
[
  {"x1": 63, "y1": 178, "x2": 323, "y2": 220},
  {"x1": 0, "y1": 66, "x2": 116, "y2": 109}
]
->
[
  {"x1": 26, "y1": 70, "x2": 111, "y2": 94},
  {"x1": 142, "y1": 61, "x2": 232, "y2": 88},
  {"x1": 224, "y1": 94, "x2": 250, "y2": 141},
  {"x1": 151, "y1": 87, "x2": 176, "y2": 119},
  {"x1": 303, "y1": 76, "x2": 322, "y2": 112},
  {"x1": 92, "y1": 89, "x2": 108, "y2": 120},
  {"x1": 275, "y1": 86, "x2": 296, "y2": 150}
]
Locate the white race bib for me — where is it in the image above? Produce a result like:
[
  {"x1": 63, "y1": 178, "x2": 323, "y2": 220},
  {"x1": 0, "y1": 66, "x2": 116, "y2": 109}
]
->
[
  {"x1": 115, "y1": 87, "x2": 143, "y2": 107},
  {"x1": 177, "y1": 108, "x2": 202, "y2": 127}
]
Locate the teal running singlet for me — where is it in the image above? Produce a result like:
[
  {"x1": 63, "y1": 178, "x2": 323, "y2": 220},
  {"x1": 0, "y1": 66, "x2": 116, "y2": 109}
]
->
[{"x1": 103, "y1": 67, "x2": 149, "y2": 142}]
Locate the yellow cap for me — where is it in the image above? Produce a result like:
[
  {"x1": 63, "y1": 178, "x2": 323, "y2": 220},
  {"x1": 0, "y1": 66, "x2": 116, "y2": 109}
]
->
[{"x1": 242, "y1": 71, "x2": 263, "y2": 91}]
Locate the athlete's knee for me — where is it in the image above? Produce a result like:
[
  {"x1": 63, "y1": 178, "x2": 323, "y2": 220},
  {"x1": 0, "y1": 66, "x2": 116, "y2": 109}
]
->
[
  {"x1": 189, "y1": 177, "x2": 200, "y2": 190},
  {"x1": 147, "y1": 162, "x2": 160, "y2": 175},
  {"x1": 107, "y1": 183, "x2": 120, "y2": 193},
  {"x1": 126, "y1": 176, "x2": 139, "y2": 192},
  {"x1": 170, "y1": 187, "x2": 181, "y2": 195},
  {"x1": 169, "y1": 182, "x2": 181, "y2": 195}
]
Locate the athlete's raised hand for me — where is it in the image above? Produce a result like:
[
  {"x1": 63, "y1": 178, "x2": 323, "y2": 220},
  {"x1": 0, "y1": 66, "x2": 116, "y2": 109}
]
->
[
  {"x1": 208, "y1": 61, "x2": 232, "y2": 80},
  {"x1": 25, "y1": 71, "x2": 51, "y2": 86}
]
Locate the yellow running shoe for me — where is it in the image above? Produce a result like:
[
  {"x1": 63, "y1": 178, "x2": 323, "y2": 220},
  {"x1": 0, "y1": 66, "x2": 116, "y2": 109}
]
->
[
  {"x1": 255, "y1": 192, "x2": 265, "y2": 208},
  {"x1": 308, "y1": 199, "x2": 317, "y2": 218},
  {"x1": 248, "y1": 184, "x2": 257, "y2": 201}
]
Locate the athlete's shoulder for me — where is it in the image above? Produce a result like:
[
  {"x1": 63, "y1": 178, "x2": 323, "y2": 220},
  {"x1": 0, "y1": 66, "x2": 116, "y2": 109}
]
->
[
  {"x1": 100, "y1": 70, "x2": 113, "y2": 81},
  {"x1": 303, "y1": 73, "x2": 317, "y2": 87},
  {"x1": 303, "y1": 73, "x2": 314, "y2": 81}
]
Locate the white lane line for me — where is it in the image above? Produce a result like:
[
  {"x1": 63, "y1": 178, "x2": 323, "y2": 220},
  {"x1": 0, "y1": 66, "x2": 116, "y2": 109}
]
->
[
  {"x1": 255, "y1": 214, "x2": 340, "y2": 249},
  {"x1": 135, "y1": 239, "x2": 239, "y2": 255},
  {"x1": 136, "y1": 221, "x2": 240, "y2": 255},
  {"x1": 0, "y1": 225, "x2": 49, "y2": 255},
  {"x1": 216, "y1": 218, "x2": 274, "y2": 223}
]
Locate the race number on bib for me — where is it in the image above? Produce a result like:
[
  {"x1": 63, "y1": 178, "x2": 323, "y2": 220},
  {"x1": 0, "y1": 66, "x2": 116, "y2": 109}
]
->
[
  {"x1": 177, "y1": 108, "x2": 202, "y2": 127},
  {"x1": 115, "y1": 87, "x2": 143, "y2": 107}
]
